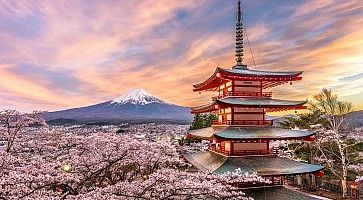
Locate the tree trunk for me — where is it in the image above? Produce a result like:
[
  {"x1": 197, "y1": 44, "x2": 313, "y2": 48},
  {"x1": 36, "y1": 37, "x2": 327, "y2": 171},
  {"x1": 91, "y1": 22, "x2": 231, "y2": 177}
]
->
[
  {"x1": 310, "y1": 174, "x2": 317, "y2": 191},
  {"x1": 341, "y1": 151, "x2": 348, "y2": 198},
  {"x1": 297, "y1": 175, "x2": 302, "y2": 187},
  {"x1": 342, "y1": 177, "x2": 347, "y2": 198}
]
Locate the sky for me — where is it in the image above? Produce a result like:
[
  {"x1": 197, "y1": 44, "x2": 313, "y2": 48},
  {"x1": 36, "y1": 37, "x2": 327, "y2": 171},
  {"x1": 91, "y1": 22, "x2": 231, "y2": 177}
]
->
[{"x1": 0, "y1": 0, "x2": 363, "y2": 112}]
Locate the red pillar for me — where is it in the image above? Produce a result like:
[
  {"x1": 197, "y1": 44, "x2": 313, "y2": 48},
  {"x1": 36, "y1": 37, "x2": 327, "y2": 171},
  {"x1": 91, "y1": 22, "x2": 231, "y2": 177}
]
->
[
  {"x1": 260, "y1": 80, "x2": 263, "y2": 95},
  {"x1": 231, "y1": 107, "x2": 235, "y2": 126},
  {"x1": 230, "y1": 141, "x2": 234, "y2": 156}
]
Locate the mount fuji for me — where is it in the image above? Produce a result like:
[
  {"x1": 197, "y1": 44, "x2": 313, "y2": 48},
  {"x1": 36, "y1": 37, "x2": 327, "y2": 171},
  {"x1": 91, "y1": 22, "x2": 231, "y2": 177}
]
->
[{"x1": 43, "y1": 89, "x2": 193, "y2": 124}]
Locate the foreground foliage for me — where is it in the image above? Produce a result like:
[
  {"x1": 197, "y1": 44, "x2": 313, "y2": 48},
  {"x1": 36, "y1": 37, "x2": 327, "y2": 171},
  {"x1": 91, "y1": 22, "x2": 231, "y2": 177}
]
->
[
  {"x1": 190, "y1": 114, "x2": 217, "y2": 130},
  {"x1": 280, "y1": 89, "x2": 363, "y2": 197},
  {"x1": 0, "y1": 110, "x2": 268, "y2": 199}
]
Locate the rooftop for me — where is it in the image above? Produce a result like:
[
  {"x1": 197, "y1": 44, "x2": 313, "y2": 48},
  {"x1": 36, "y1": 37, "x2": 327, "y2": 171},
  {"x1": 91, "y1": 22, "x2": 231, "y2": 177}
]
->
[
  {"x1": 191, "y1": 97, "x2": 307, "y2": 113},
  {"x1": 184, "y1": 151, "x2": 324, "y2": 176},
  {"x1": 193, "y1": 67, "x2": 303, "y2": 91},
  {"x1": 218, "y1": 97, "x2": 307, "y2": 107},
  {"x1": 188, "y1": 127, "x2": 314, "y2": 140},
  {"x1": 222, "y1": 67, "x2": 303, "y2": 77}
]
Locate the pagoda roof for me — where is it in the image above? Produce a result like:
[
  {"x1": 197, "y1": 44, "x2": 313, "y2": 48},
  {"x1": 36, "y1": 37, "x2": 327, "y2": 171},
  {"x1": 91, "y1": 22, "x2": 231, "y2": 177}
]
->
[
  {"x1": 191, "y1": 97, "x2": 307, "y2": 113},
  {"x1": 223, "y1": 67, "x2": 303, "y2": 77},
  {"x1": 184, "y1": 151, "x2": 324, "y2": 176},
  {"x1": 193, "y1": 67, "x2": 303, "y2": 92},
  {"x1": 188, "y1": 127, "x2": 314, "y2": 140},
  {"x1": 219, "y1": 97, "x2": 307, "y2": 107}
]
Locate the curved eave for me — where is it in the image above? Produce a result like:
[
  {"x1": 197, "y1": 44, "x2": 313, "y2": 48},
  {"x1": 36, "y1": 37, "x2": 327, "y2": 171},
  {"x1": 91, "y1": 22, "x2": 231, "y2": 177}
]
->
[
  {"x1": 192, "y1": 98, "x2": 308, "y2": 114},
  {"x1": 184, "y1": 151, "x2": 325, "y2": 176},
  {"x1": 193, "y1": 68, "x2": 227, "y2": 92},
  {"x1": 219, "y1": 67, "x2": 303, "y2": 78},
  {"x1": 188, "y1": 127, "x2": 315, "y2": 141},
  {"x1": 213, "y1": 134, "x2": 314, "y2": 141},
  {"x1": 217, "y1": 97, "x2": 307, "y2": 109},
  {"x1": 193, "y1": 67, "x2": 303, "y2": 92},
  {"x1": 191, "y1": 102, "x2": 217, "y2": 114}
]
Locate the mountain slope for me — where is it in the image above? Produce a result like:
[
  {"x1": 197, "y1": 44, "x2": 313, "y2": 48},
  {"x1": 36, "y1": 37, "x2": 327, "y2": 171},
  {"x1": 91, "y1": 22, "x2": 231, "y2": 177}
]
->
[
  {"x1": 347, "y1": 110, "x2": 363, "y2": 128},
  {"x1": 43, "y1": 89, "x2": 193, "y2": 123}
]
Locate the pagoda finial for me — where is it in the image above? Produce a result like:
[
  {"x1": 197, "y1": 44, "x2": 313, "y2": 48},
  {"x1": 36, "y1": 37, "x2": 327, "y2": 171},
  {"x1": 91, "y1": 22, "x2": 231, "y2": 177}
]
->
[{"x1": 234, "y1": 0, "x2": 248, "y2": 69}]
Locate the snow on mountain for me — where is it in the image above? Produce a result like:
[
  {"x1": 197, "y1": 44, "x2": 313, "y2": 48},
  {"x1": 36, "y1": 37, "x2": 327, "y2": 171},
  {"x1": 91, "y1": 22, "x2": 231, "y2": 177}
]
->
[{"x1": 111, "y1": 88, "x2": 164, "y2": 105}]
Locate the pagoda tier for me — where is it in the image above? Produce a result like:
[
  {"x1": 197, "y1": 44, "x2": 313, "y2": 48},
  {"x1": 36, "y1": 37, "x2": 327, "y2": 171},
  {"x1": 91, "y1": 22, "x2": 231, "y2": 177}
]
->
[
  {"x1": 187, "y1": 127, "x2": 315, "y2": 157},
  {"x1": 188, "y1": 127, "x2": 314, "y2": 141},
  {"x1": 192, "y1": 97, "x2": 307, "y2": 114},
  {"x1": 193, "y1": 67, "x2": 303, "y2": 92},
  {"x1": 184, "y1": 151, "x2": 324, "y2": 176}
]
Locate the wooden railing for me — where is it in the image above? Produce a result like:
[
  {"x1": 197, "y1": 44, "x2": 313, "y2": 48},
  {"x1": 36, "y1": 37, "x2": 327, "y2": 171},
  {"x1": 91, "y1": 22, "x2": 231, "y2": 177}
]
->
[
  {"x1": 234, "y1": 149, "x2": 272, "y2": 156},
  {"x1": 209, "y1": 146, "x2": 276, "y2": 156},
  {"x1": 209, "y1": 146, "x2": 229, "y2": 155},
  {"x1": 218, "y1": 91, "x2": 272, "y2": 99},
  {"x1": 212, "y1": 120, "x2": 273, "y2": 126}
]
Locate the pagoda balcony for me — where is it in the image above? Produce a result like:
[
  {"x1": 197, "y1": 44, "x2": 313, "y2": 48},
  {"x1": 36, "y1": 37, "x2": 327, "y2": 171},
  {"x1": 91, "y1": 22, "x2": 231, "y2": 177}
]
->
[
  {"x1": 209, "y1": 146, "x2": 277, "y2": 156},
  {"x1": 212, "y1": 120, "x2": 273, "y2": 126},
  {"x1": 217, "y1": 91, "x2": 272, "y2": 99}
]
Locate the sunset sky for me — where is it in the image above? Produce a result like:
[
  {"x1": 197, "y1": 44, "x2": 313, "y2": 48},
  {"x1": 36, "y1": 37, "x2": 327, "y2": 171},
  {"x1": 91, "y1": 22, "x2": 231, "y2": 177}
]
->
[{"x1": 0, "y1": 0, "x2": 362, "y2": 112}]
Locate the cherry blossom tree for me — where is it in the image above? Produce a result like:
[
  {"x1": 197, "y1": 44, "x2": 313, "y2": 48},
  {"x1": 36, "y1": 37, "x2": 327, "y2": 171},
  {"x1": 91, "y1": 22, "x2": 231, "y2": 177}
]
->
[
  {"x1": 0, "y1": 109, "x2": 45, "y2": 153},
  {"x1": 0, "y1": 109, "x2": 267, "y2": 200},
  {"x1": 309, "y1": 89, "x2": 356, "y2": 197},
  {"x1": 69, "y1": 169, "x2": 268, "y2": 200}
]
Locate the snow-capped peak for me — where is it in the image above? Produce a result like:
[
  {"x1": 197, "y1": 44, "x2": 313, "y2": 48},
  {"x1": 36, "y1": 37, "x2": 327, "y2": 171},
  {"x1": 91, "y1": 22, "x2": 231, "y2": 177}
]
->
[{"x1": 111, "y1": 88, "x2": 164, "y2": 105}]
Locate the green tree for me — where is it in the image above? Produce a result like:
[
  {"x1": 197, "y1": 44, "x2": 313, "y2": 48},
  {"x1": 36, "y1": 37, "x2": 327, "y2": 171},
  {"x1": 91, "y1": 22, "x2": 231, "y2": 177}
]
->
[
  {"x1": 279, "y1": 110, "x2": 329, "y2": 129},
  {"x1": 282, "y1": 89, "x2": 359, "y2": 197},
  {"x1": 310, "y1": 89, "x2": 355, "y2": 198},
  {"x1": 190, "y1": 114, "x2": 217, "y2": 130}
]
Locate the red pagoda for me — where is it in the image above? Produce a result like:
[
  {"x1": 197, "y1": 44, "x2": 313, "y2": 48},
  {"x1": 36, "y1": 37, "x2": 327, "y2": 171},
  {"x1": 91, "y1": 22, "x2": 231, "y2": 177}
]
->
[{"x1": 184, "y1": 0, "x2": 324, "y2": 187}]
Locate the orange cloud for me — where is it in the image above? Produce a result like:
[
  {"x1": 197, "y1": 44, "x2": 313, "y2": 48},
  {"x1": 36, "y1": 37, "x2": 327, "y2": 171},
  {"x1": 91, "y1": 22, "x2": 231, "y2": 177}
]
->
[{"x1": 0, "y1": 0, "x2": 362, "y2": 113}]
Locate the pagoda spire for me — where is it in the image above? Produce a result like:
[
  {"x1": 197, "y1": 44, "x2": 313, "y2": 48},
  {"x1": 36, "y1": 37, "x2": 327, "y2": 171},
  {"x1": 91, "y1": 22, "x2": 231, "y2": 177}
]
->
[{"x1": 234, "y1": 0, "x2": 248, "y2": 69}]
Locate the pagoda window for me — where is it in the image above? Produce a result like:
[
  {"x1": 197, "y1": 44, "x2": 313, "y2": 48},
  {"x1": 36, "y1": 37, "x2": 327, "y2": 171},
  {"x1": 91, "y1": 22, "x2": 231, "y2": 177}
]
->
[
  {"x1": 232, "y1": 80, "x2": 263, "y2": 96},
  {"x1": 233, "y1": 108, "x2": 264, "y2": 120},
  {"x1": 231, "y1": 107, "x2": 266, "y2": 126},
  {"x1": 234, "y1": 142, "x2": 269, "y2": 155}
]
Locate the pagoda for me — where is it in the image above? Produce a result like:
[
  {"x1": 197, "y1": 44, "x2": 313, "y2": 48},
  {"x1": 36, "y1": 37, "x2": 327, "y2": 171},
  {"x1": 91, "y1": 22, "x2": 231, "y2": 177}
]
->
[{"x1": 184, "y1": 0, "x2": 324, "y2": 186}]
